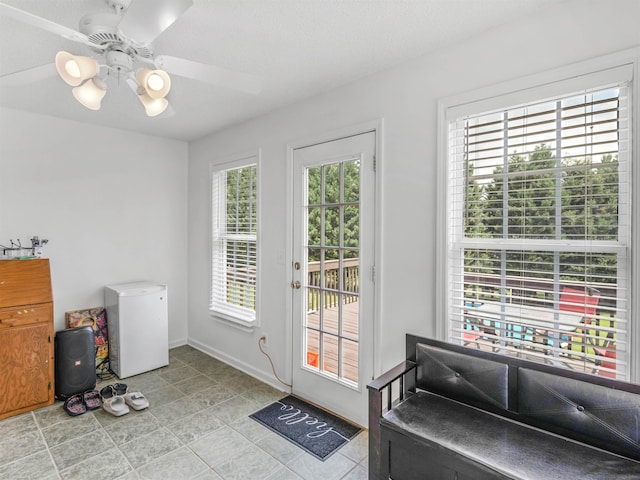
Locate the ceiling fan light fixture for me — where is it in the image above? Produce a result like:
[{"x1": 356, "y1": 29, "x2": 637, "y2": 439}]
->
[
  {"x1": 72, "y1": 77, "x2": 107, "y2": 110},
  {"x1": 137, "y1": 93, "x2": 168, "y2": 117},
  {"x1": 136, "y1": 68, "x2": 171, "y2": 99},
  {"x1": 5, "y1": 1, "x2": 263, "y2": 119},
  {"x1": 55, "y1": 51, "x2": 98, "y2": 86}
]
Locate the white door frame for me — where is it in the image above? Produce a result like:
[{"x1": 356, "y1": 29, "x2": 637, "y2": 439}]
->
[{"x1": 284, "y1": 119, "x2": 384, "y2": 424}]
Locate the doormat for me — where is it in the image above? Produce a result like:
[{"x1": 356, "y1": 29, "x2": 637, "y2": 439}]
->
[{"x1": 249, "y1": 395, "x2": 361, "y2": 461}]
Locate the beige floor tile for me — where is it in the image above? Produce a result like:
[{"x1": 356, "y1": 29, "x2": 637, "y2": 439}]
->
[
  {"x1": 228, "y1": 415, "x2": 272, "y2": 443},
  {"x1": 187, "y1": 384, "x2": 235, "y2": 410},
  {"x1": 157, "y1": 364, "x2": 201, "y2": 384},
  {"x1": 103, "y1": 410, "x2": 162, "y2": 445},
  {"x1": 136, "y1": 446, "x2": 208, "y2": 479},
  {"x1": 0, "y1": 428, "x2": 46, "y2": 466},
  {"x1": 49, "y1": 430, "x2": 116, "y2": 471},
  {"x1": 41, "y1": 413, "x2": 101, "y2": 447},
  {"x1": 120, "y1": 427, "x2": 182, "y2": 469},
  {"x1": 212, "y1": 444, "x2": 282, "y2": 480},
  {"x1": 188, "y1": 426, "x2": 254, "y2": 468},
  {"x1": 166, "y1": 407, "x2": 224, "y2": 444},
  {"x1": 287, "y1": 451, "x2": 357, "y2": 480},
  {"x1": 0, "y1": 345, "x2": 366, "y2": 480},
  {"x1": 255, "y1": 430, "x2": 305, "y2": 464},
  {"x1": 173, "y1": 374, "x2": 220, "y2": 396},
  {"x1": 0, "y1": 449, "x2": 58, "y2": 479},
  {"x1": 59, "y1": 447, "x2": 132, "y2": 480}
]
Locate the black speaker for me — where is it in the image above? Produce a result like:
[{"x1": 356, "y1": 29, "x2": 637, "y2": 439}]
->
[{"x1": 55, "y1": 326, "x2": 96, "y2": 400}]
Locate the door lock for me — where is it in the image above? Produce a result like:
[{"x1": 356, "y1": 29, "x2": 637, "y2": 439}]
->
[{"x1": 291, "y1": 280, "x2": 301, "y2": 289}]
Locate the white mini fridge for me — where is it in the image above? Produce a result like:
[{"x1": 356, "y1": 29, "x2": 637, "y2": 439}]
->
[{"x1": 105, "y1": 281, "x2": 169, "y2": 378}]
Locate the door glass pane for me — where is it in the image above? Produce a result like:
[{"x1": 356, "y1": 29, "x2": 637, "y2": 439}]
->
[
  {"x1": 304, "y1": 158, "x2": 360, "y2": 385},
  {"x1": 324, "y1": 207, "x2": 340, "y2": 246},
  {"x1": 324, "y1": 164, "x2": 340, "y2": 204},
  {"x1": 342, "y1": 289, "x2": 359, "y2": 338},
  {"x1": 324, "y1": 249, "x2": 340, "y2": 288},
  {"x1": 324, "y1": 248, "x2": 339, "y2": 262},
  {"x1": 323, "y1": 294, "x2": 339, "y2": 335},
  {"x1": 343, "y1": 159, "x2": 360, "y2": 203},
  {"x1": 308, "y1": 248, "x2": 321, "y2": 313},
  {"x1": 307, "y1": 207, "x2": 321, "y2": 246},
  {"x1": 308, "y1": 166, "x2": 321, "y2": 205},
  {"x1": 306, "y1": 329, "x2": 320, "y2": 370},
  {"x1": 344, "y1": 205, "x2": 359, "y2": 248},
  {"x1": 322, "y1": 333, "x2": 339, "y2": 377},
  {"x1": 342, "y1": 338, "x2": 359, "y2": 384}
]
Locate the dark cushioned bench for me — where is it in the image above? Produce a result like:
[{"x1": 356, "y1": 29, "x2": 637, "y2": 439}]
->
[{"x1": 367, "y1": 335, "x2": 640, "y2": 479}]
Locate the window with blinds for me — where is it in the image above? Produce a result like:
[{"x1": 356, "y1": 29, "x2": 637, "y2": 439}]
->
[
  {"x1": 445, "y1": 72, "x2": 631, "y2": 380},
  {"x1": 210, "y1": 160, "x2": 257, "y2": 327}
]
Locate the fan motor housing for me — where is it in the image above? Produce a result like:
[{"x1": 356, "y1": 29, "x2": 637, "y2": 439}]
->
[
  {"x1": 106, "y1": 50, "x2": 133, "y2": 72},
  {"x1": 79, "y1": 13, "x2": 122, "y2": 45},
  {"x1": 80, "y1": 13, "x2": 122, "y2": 44},
  {"x1": 79, "y1": 11, "x2": 153, "y2": 59},
  {"x1": 107, "y1": 0, "x2": 132, "y2": 11}
]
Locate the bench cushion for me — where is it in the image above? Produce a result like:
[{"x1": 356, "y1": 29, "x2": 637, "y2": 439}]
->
[
  {"x1": 381, "y1": 391, "x2": 640, "y2": 480},
  {"x1": 416, "y1": 342, "x2": 509, "y2": 410},
  {"x1": 518, "y1": 367, "x2": 640, "y2": 461}
]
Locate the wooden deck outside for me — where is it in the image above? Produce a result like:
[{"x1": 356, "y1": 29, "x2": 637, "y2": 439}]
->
[{"x1": 305, "y1": 299, "x2": 360, "y2": 384}]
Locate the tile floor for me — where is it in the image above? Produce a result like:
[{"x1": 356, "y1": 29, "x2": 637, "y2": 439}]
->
[{"x1": 0, "y1": 346, "x2": 368, "y2": 480}]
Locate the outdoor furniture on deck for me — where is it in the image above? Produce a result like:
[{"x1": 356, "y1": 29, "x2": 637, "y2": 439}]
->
[
  {"x1": 465, "y1": 286, "x2": 602, "y2": 356},
  {"x1": 466, "y1": 302, "x2": 584, "y2": 349},
  {"x1": 591, "y1": 335, "x2": 616, "y2": 378},
  {"x1": 554, "y1": 286, "x2": 601, "y2": 347}
]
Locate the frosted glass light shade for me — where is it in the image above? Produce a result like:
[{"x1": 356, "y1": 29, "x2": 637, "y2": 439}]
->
[
  {"x1": 136, "y1": 68, "x2": 171, "y2": 99},
  {"x1": 55, "y1": 51, "x2": 98, "y2": 87},
  {"x1": 137, "y1": 93, "x2": 168, "y2": 116},
  {"x1": 72, "y1": 78, "x2": 107, "y2": 110}
]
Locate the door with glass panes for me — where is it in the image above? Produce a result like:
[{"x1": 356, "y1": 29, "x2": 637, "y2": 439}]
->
[{"x1": 291, "y1": 131, "x2": 375, "y2": 426}]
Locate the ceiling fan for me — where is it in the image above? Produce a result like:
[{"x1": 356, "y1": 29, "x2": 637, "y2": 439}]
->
[{"x1": 0, "y1": 0, "x2": 262, "y2": 116}]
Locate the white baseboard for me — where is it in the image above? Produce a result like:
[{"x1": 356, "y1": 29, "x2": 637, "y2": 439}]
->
[
  {"x1": 186, "y1": 337, "x2": 291, "y2": 394},
  {"x1": 169, "y1": 338, "x2": 188, "y2": 349}
]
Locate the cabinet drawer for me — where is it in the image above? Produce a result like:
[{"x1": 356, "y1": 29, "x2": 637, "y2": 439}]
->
[{"x1": 0, "y1": 304, "x2": 51, "y2": 328}]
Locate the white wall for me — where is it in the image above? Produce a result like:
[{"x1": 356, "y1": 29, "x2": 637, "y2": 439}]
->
[
  {"x1": 1, "y1": 0, "x2": 637, "y2": 390},
  {"x1": 187, "y1": 0, "x2": 640, "y2": 385},
  {"x1": 0, "y1": 108, "x2": 189, "y2": 344}
]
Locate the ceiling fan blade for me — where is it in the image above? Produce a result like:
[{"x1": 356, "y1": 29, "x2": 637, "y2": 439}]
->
[
  {"x1": 118, "y1": 0, "x2": 193, "y2": 46},
  {"x1": 0, "y1": 63, "x2": 56, "y2": 87},
  {"x1": 0, "y1": 3, "x2": 98, "y2": 47},
  {"x1": 155, "y1": 55, "x2": 262, "y2": 95}
]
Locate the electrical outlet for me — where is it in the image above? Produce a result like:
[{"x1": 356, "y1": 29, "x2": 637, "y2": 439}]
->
[{"x1": 260, "y1": 335, "x2": 267, "y2": 348}]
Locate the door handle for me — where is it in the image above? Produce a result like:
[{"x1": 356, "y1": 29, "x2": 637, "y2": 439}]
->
[{"x1": 291, "y1": 281, "x2": 301, "y2": 289}]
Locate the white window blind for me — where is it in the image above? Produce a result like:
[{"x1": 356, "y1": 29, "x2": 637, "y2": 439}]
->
[
  {"x1": 210, "y1": 161, "x2": 257, "y2": 326},
  {"x1": 446, "y1": 74, "x2": 631, "y2": 380}
]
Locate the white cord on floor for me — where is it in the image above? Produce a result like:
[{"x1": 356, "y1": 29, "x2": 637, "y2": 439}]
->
[{"x1": 258, "y1": 336, "x2": 292, "y2": 388}]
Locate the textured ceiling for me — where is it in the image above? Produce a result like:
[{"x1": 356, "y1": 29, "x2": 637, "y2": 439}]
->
[{"x1": 0, "y1": 0, "x2": 559, "y2": 142}]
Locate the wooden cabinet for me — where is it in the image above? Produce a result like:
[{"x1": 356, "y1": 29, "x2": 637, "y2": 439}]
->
[{"x1": 0, "y1": 259, "x2": 54, "y2": 420}]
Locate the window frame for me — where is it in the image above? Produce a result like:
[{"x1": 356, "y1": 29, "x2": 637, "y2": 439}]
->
[
  {"x1": 437, "y1": 49, "x2": 640, "y2": 382},
  {"x1": 209, "y1": 152, "x2": 260, "y2": 331}
]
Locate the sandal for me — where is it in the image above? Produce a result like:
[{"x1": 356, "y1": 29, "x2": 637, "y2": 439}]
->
[
  {"x1": 124, "y1": 392, "x2": 149, "y2": 411},
  {"x1": 63, "y1": 394, "x2": 87, "y2": 417},
  {"x1": 113, "y1": 383, "x2": 128, "y2": 395},
  {"x1": 99, "y1": 385, "x2": 129, "y2": 417},
  {"x1": 83, "y1": 390, "x2": 101, "y2": 410}
]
